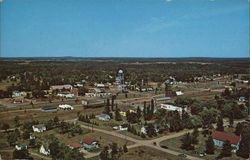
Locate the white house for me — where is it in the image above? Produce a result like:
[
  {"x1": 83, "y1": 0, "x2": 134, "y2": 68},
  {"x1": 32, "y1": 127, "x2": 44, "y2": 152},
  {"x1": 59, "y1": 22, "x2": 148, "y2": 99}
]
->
[
  {"x1": 57, "y1": 93, "x2": 75, "y2": 98},
  {"x1": 98, "y1": 114, "x2": 111, "y2": 121},
  {"x1": 238, "y1": 97, "x2": 246, "y2": 102},
  {"x1": 15, "y1": 144, "x2": 27, "y2": 150},
  {"x1": 40, "y1": 145, "x2": 50, "y2": 155},
  {"x1": 176, "y1": 91, "x2": 184, "y2": 96},
  {"x1": 12, "y1": 91, "x2": 26, "y2": 98},
  {"x1": 82, "y1": 100, "x2": 89, "y2": 105},
  {"x1": 141, "y1": 126, "x2": 147, "y2": 134},
  {"x1": 82, "y1": 138, "x2": 99, "y2": 150},
  {"x1": 32, "y1": 124, "x2": 46, "y2": 132},
  {"x1": 58, "y1": 104, "x2": 74, "y2": 110},
  {"x1": 113, "y1": 124, "x2": 128, "y2": 131},
  {"x1": 140, "y1": 125, "x2": 159, "y2": 135},
  {"x1": 160, "y1": 104, "x2": 187, "y2": 113},
  {"x1": 95, "y1": 83, "x2": 105, "y2": 88}
]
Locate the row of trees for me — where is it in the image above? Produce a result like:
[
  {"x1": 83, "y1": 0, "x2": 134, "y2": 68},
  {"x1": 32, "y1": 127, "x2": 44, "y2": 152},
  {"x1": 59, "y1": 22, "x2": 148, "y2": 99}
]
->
[{"x1": 99, "y1": 143, "x2": 128, "y2": 160}]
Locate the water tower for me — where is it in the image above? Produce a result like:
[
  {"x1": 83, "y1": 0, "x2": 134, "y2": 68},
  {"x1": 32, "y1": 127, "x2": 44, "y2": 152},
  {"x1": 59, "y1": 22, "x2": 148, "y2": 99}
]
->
[{"x1": 118, "y1": 69, "x2": 124, "y2": 84}]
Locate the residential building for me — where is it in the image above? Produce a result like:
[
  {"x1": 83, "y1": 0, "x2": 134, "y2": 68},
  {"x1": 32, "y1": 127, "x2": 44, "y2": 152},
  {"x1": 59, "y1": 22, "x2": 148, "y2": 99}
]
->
[
  {"x1": 68, "y1": 142, "x2": 82, "y2": 150},
  {"x1": 32, "y1": 124, "x2": 46, "y2": 132},
  {"x1": 58, "y1": 104, "x2": 74, "y2": 110},
  {"x1": 160, "y1": 104, "x2": 187, "y2": 113},
  {"x1": 176, "y1": 91, "x2": 184, "y2": 96},
  {"x1": 40, "y1": 144, "x2": 50, "y2": 155},
  {"x1": 211, "y1": 131, "x2": 241, "y2": 152},
  {"x1": 98, "y1": 114, "x2": 110, "y2": 121},
  {"x1": 239, "y1": 96, "x2": 246, "y2": 102},
  {"x1": 113, "y1": 124, "x2": 128, "y2": 131},
  {"x1": 82, "y1": 138, "x2": 99, "y2": 149},
  {"x1": 50, "y1": 85, "x2": 73, "y2": 91},
  {"x1": 140, "y1": 124, "x2": 159, "y2": 134},
  {"x1": 41, "y1": 107, "x2": 58, "y2": 112},
  {"x1": 82, "y1": 100, "x2": 89, "y2": 105},
  {"x1": 12, "y1": 91, "x2": 27, "y2": 98},
  {"x1": 15, "y1": 144, "x2": 27, "y2": 150}
]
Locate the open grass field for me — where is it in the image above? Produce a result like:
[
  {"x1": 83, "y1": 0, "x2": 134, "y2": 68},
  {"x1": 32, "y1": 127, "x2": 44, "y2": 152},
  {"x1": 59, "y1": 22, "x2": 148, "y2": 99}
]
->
[
  {"x1": 0, "y1": 105, "x2": 105, "y2": 128},
  {"x1": 159, "y1": 131, "x2": 245, "y2": 160},
  {"x1": 119, "y1": 146, "x2": 184, "y2": 160},
  {"x1": 0, "y1": 149, "x2": 13, "y2": 160}
]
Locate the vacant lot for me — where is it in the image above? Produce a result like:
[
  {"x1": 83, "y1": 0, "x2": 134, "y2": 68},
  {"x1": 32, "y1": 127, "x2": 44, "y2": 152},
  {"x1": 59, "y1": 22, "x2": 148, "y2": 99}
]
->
[{"x1": 119, "y1": 146, "x2": 183, "y2": 160}]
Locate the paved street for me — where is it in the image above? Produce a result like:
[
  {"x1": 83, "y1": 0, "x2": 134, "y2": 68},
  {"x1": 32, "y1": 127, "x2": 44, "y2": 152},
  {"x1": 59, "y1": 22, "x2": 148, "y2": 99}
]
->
[{"x1": 79, "y1": 123, "x2": 204, "y2": 160}]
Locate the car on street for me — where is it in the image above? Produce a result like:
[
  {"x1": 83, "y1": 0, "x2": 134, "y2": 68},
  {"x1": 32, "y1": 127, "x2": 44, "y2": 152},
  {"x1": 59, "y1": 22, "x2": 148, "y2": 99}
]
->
[{"x1": 178, "y1": 153, "x2": 187, "y2": 158}]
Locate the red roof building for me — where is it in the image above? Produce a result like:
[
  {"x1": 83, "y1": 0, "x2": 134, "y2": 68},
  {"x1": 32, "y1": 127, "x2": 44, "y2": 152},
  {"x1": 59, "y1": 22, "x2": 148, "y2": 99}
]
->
[
  {"x1": 69, "y1": 142, "x2": 82, "y2": 149},
  {"x1": 211, "y1": 131, "x2": 240, "y2": 145},
  {"x1": 82, "y1": 138, "x2": 96, "y2": 145}
]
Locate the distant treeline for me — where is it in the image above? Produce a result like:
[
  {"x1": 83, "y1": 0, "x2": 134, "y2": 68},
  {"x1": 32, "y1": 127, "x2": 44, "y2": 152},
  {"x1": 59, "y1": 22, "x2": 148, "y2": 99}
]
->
[{"x1": 0, "y1": 58, "x2": 248, "y2": 92}]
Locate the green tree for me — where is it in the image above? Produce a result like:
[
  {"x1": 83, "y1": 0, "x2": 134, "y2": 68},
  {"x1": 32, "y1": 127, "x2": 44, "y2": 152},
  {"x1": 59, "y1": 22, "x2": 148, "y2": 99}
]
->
[
  {"x1": 146, "y1": 123, "x2": 157, "y2": 137},
  {"x1": 199, "y1": 107, "x2": 218, "y2": 128},
  {"x1": 111, "y1": 142, "x2": 118, "y2": 159},
  {"x1": 53, "y1": 116, "x2": 59, "y2": 124},
  {"x1": 182, "y1": 110, "x2": 193, "y2": 128},
  {"x1": 1, "y1": 123, "x2": 10, "y2": 132},
  {"x1": 103, "y1": 99, "x2": 110, "y2": 115},
  {"x1": 216, "y1": 116, "x2": 224, "y2": 131},
  {"x1": 191, "y1": 127, "x2": 199, "y2": 144},
  {"x1": 49, "y1": 138, "x2": 61, "y2": 159},
  {"x1": 190, "y1": 102, "x2": 203, "y2": 115},
  {"x1": 205, "y1": 136, "x2": 215, "y2": 154},
  {"x1": 29, "y1": 139, "x2": 36, "y2": 147},
  {"x1": 220, "y1": 140, "x2": 232, "y2": 157},
  {"x1": 99, "y1": 146, "x2": 109, "y2": 160},
  {"x1": 22, "y1": 130, "x2": 30, "y2": 140},
  {"x1": 234, "y1": 122, "x2": 242, "y2": 136},
  {"x1": 7, "y1": 132, "x2": 18, "y2": 146},
  {"x1": 123, "y1": 144, "x2": 128, "y2": 153},
  {"x1": 136, "y1": 106, "x2": 142, "y2": 119},
  {"x1": 115, "y1": 109, "x2": 122, "y2": 121},
  {"x1": 14, "y1": 116, "x2": 20, "y2": 127},
  {"x1": 181, "y1": 133, "x2": 194, "y2": 150},
  {"x1": 236, "y1": 127, "x2": 250, "y2": 158},
  {"x1": 13, "y1": 149, "x2": 30, "y2": 159}
]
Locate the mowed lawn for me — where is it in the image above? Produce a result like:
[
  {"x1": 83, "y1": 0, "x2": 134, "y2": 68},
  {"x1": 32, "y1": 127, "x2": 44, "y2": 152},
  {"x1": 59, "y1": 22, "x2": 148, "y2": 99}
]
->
[
  {"x1": 35, "y1": 128, "x2": 134, "y2": 151},
  {"x1": 119, "y1": 146, "x2": 184, "y2": 160},
  {"x1": 160, "y1": 132, "x2": 245, "y2": 160}
]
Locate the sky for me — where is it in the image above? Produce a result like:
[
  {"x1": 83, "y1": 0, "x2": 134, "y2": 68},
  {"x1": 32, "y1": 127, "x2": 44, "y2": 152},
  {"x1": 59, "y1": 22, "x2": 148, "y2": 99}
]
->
[{"x1": 0, "y1": 0, "x2": 249, "y2": 58}]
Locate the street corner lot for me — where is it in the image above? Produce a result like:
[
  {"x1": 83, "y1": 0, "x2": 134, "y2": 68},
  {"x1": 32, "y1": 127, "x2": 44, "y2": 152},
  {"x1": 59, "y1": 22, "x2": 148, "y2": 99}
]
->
[
  {"x1": 159, "y1": 131, "x2": 245, "y2": 160},
  {"x1": 38, "y1": 128, "x2": 134, "y2": 152}
]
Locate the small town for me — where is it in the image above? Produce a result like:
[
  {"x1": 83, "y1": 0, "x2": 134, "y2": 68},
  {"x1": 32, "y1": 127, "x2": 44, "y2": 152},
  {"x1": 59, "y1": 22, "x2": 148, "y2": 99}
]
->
[
  {"x1": 0, "y1": 0, "x2": 249, "y2": 160},
  {"x1": 0, "y1": 58, "x2": 249, "y2": 160}
]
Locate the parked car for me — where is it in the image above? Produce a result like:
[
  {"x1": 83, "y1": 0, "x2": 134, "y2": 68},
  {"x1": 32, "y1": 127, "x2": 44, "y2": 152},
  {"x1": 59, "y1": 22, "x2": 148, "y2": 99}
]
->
[
  {"x1": 199, "y1": 153, "x2": 206, "y2": 157},
  {"x1": 178, "y1": 153, "x2": 187, "y2": 158}
]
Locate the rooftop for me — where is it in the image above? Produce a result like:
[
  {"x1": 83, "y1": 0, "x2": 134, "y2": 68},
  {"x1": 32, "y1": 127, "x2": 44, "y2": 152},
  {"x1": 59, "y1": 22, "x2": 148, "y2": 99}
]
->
[
  {"x1": 69, "y1": 142, "x2": 82, "y2": 148},
  {"x1": 211, "y1": 131, "x2": 240, "y2": 145},
  {"x1": 82, "y1": 138, "x2": 96, "y2": 145}
]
